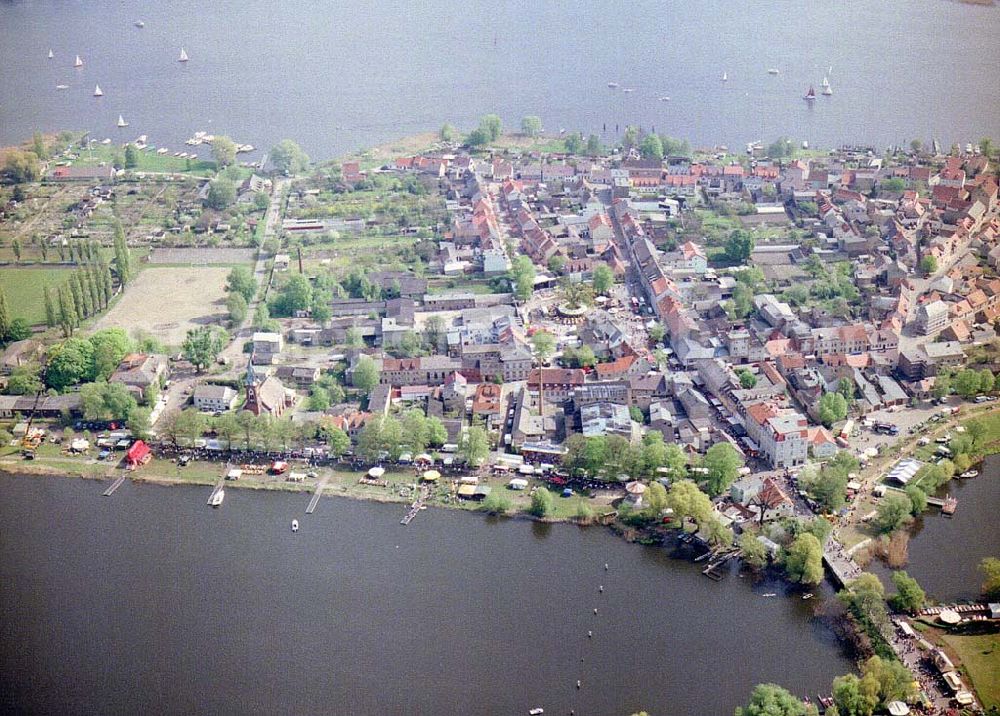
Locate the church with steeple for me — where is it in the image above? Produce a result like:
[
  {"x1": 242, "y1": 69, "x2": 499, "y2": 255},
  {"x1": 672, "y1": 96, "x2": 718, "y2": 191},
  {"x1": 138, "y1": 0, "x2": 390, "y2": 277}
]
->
[{"x1": 242, "y1": 354, "x2": 293, "y2": 417}]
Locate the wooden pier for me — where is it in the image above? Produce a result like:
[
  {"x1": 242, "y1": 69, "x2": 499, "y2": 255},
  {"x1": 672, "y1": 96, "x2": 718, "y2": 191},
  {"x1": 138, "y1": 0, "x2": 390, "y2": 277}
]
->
[
  {"x1": 400, "y1": 486, "x2": 429, "y2": 525},
  {"x1": 102, "y1": 475, "x2": 127, "y2": 496},
  {"x1": 305, "y1": 477, "x2": 329, "y2": 515},
  {"x1": 702, "y1": 548, "x2": 741, "y2": 580},
  {"x1": 206, "y1": 477, "x2": 225, "y2": 506}
]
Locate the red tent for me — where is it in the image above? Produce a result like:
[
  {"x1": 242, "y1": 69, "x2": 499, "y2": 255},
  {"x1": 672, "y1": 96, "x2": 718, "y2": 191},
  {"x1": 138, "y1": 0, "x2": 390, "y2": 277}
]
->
[{"x1": 125, "y1": 440, "x2": 151, "y2": 467}]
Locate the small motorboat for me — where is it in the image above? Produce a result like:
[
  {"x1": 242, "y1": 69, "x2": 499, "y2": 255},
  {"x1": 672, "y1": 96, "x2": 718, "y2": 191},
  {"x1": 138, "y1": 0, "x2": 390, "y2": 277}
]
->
[
  {"x1": 529, "y1": 709, "x2": 544, "y2": 715},
  {"x1": 802, "y1": 593, "x2": 814, "y2": 600},
  {"x1": 56, "y1": 84, "x2": 69, "y2": 90},
  {"x1": 134, "y1": 20, "x2": 145, "y2": 28},
  {"x1": 48, "y1": 49, "x2": 54, "y2": 59},
  {"x1": 622, "y1": 88, "x2": 634, "y2": 93},
  {"x1": 959, "y1": 470, "x2": 978, "y2": 478},
  {"x1": 210, "y1": 488, "x2": 224, "y2": 507},
  {"x1": 767, "y1": 68, "x2": 780, "y2": 75},
  {"x1": 659, "y1": 95, "x2": 671, "y2": 102},
  {"x1": 291, "y1": 519, "x2": 299, "y2": 532},
  {"x1": 762, "y1": 593, "x2": 777, "y2": 597},
  {"x1": 606, "y1": 81, "x2": 619, "y2": 88}
]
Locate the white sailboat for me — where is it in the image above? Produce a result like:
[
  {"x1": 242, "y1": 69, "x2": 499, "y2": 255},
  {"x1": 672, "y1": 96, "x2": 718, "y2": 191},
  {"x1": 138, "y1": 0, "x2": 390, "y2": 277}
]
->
[
  {"x1": 117, "y1": 115, "x2": 129, "y2": 127},
  {"x1": 821, "y1": 75, "x2": 830, "y2": 88},
  {"x1": 178, "y1": 48, "x2": 189, "y2": 62},
  {"x1": 48, "y1": 49, "x2": 54, "y2": 59},
  {"x1": 93, "y1": 84, "x2": 103, "y2": 97},
  {"x1": 822, "y1": 82, "x2": 833, "y2": 96},
  {"x1": 210, "y1": 488, "x2": 225, "y2": 507},
  {"x1": 721, "y1": 71, "x2": 728, "y2": 82},
  {"x1": 803, "y1": 84, "x2": 816, "y2": 101},
  {"x1": 74, "y1": 55, "x2": 84, "y2": 67}
]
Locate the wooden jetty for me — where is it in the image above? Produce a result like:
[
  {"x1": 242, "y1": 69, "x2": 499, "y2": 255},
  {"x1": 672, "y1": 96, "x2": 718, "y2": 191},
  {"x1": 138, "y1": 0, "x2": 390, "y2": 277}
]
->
[
  {"x1": 400, "y1": 486, "x2": 429, "y2": 525},
  {"x1": 102, "y1": 475, "x2": 127, "y2": 496},
  {"x1": 702, "y1": 548, "x2": 741, "y2": 580},
  {"x1": 206, "y1": 477, "x2": 226, "y2": 506},
  {"x1": 305, "y1": 477, "x2": 329, "y2": 515}
]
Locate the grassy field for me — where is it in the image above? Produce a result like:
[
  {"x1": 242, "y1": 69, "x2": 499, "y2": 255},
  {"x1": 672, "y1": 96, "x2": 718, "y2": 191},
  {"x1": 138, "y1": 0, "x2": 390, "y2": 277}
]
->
[
  {"x1": 92, "y1": 266, "x2": 231, "y2": 346},
  {"x1": 0, "y1": 267, "x2": 74, "y2": 325},
  {"x1": 941, "y1": 631, "x2": 1000, "y2": 710},
  {"x1": 71, "y1": 142, "x2": 217, "y2": 176}
]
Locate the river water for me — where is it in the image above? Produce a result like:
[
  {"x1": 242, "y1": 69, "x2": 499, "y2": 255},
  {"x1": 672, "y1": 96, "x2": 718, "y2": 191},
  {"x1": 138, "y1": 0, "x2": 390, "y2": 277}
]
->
[
  {"x1": 1, "y1": 1, "x2": 998, "y2": 160},
  {"x1": 0, "y1": 473, "x2": 851, "y2": 715}
]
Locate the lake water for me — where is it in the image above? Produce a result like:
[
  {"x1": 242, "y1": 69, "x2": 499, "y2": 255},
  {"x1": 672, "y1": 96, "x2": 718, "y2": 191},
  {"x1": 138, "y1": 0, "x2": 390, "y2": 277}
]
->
[
  {"x1": 1, "y1": 1, "x2": 998, "y2": 161},
  {"x1": 0, "y1": 473, "x2": 852, "y2": 715},
  {"x1": 871, "y1": 453, "x2": 1000, "y2": 603}
]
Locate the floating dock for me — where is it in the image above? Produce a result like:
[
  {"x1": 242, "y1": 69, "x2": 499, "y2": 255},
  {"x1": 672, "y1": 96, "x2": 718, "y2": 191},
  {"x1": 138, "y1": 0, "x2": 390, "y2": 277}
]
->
[
  {"x1": 305, "y1": 477, "x2": 329, "y2": 515},
  {"x1": 102, "y1": 475, "x2": 127, "y2": 496}
]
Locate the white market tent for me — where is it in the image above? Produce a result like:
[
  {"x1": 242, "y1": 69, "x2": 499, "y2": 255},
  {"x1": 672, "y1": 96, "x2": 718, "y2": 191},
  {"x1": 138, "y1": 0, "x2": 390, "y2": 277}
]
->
[{"x1": 368, "y1": 466, "x2": 386, "y2": 478}]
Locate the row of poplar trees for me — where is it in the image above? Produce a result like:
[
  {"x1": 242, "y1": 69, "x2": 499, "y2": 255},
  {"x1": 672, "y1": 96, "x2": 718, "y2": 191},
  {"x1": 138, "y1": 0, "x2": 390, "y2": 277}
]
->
[{"x1": 43, "y1": 221, "x2": 132, "y2": 337}]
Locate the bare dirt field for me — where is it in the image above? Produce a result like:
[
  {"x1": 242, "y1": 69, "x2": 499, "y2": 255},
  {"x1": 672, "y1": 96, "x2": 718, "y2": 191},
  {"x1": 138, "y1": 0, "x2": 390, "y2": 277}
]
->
[{"x1": 94, "y1": 266, "x2": 230, "y2": 346}]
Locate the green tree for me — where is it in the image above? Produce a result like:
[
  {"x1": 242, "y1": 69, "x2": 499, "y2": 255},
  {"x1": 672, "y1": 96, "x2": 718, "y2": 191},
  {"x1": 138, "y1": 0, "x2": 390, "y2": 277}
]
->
[
  {"x1": 530, "y1": 330, "x2": 556, "y2": 364},
  {"x1": 439, "y1": 124, "x2": 458, "y2": 142},
  {"x1": 724, "y1": 229, "x2": 755, "y2": 264},
  {"x1": 206, "y1": 177, "x2": 237, "y2": 210},
  {"x1": 173, "y1": 408, "x2": 208, "y2": 447},
  {"x1": 586, "y1": 134, "x2": 602, "y2": 157},
  {"x1": 831, "y1": 673, "x2": 877, "y2": 716},
  {"x1": 4, "y1": 150, "x2": 42, "y2": 182},
  {"x1": 648, "y1": 324, "x2": 665, "y2": 344},
  {"x1": 622, "y1": 126, "x2": 639, "y2": 151},
  {"x1": 737, "y1": 369, "x2": 757, "y2": 389},
  {"x1": 735, "y1": 683, "x2": 817, "y2": 716},
  {"x1": 665, "y1": 479, "x2": 712, "y2": 525},
  {"x1": 57, "y1": 284, "x2": 75, "y2": 337},
  {"x1": 6, "y1": 363, "x2": 42, "y2": 395},
  {"x1": 124, "y1": 143, "x2": 139, "y2": 168},
  {"x1": 0, "y1": 287, "x2": 10, "y2": 340},
  {"x1": 766, "y1": 137, "x2": 794, "y2": 159},
  {"x1": 351, "y1": 355, "x2": 380, "y2": 393},
  {"x1": 889, "y1": 571, "x2": 925, "y2": 613},
  {"x1": 460, "y1": 426, "x2": 490, "y2": 466},
  {"x1": 32, "y1": 131, "x2": 48, "y2": 160},
  {"x1": 903, "y1": 484, "x2": 927, "y2": 515},
  {"x1": 226, "y1": 265, "x2": 257, "y2": 303},
  {"x1": 919, "y1": 254, "x2": 937, "y2": 276},
  {"x1": 564, "y1": 132, "x2": 583, "y2": 154},
  {"x1": 980, "y1": 557, "x2": 1000, "y2": 600},
  {"x1": 466, "y1": 128, "x2": 490, "y2": 147},
  {"x1": 979, "y1": 369, "x2": 995, "y2": 393},
  {"x1": 872, "y1": 492, "x2": 912, "y2": 534},
  {"x1": 271, "y1": 274, "x2": 313, "y2": 316},
  {"x1": 818, "y1": 391, "x2": 848, "y2": 428},
  {"x1": 978, "y1": 137, "x2": 993, "y2": 157},
  {"x1": 479, "y1": 114, "x2": 503, "y2": 141},
  {"x1": 703, "y1": 443, "x2": 743, "y2": 495},
  {"x1": 323, "y1": 425, "x2": 350, "y2": 456},
  {"x1": 932, "y1": 371, "x2": 951, "y2": 400},
  {"x1": 126, "y1": 406, "x2": 151, "y2": 440},
  {"x1": 269, "y1": 139, "x2": 309, "y2": 174},
  {"x1": 592, "y1": 263, "x2": 614, "y2": 294},
  {"x1": 112, "y1": 221, "x2": 132, "y2": 285},
  {"x1": 46, "y1": 337, "x2": 95, "y2": 390},
  {"x1": 954, "y1": 368, "x2": 982, "y2": 398},
  {"x1": 508, "y1": 255, "x2": 536, "y2": 301},
  {"x1": 529, "y1": 486, "x2": 554, "y2": 517},
  {"x1": 738, "y1": 533, "x2": 769, "y2": 570},
  {"x1": 80, "y1": 381, "x2": 137, "y2": 421},
  {"x1": 639, "y1": 134, "x2": 664, "y2": 160},
  {"x1": 520, "y1": 115, "x2": 542, "y2": 137},
  {"x1": 90, "y1": 328, "x2": 133, "y2": 380},
  {"x1": 481, "y1": 489, "x2": 513, "y2": 515},
  {"x1": 181, "y1": 326, "x2": 227, "y2": 372},
  {"x1": 307, "y1": 385, "x2": 331, "y2": 411},
  {"x1": 880, "y1": 177, "x2": 906, "y2": 193},
  {"x1": 783, "y1": 533, "x2": 824, "y2": 585},
  {"x1": 547, "y1": 254, "x2": 566, "y2": 275},
  {"x1": 808, "y1": 465, "x2": 849, "y2": 513},
  {"x1": 226, "y1": 292, "x2": 248, "y2": 326},
  {"x1": 211, "y1": 136, "x2": 237, "y2": 167}
]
